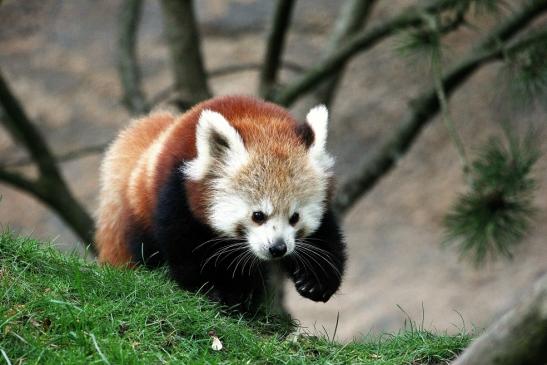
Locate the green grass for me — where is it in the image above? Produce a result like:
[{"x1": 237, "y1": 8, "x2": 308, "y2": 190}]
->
[{"x1": 0, "y1": 232, "x2": 470, "y2": 364}]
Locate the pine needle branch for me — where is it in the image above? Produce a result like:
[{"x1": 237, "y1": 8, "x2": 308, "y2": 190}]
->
[
  {"x1": 332, "y1": 0, "x2": 547, "y2": 217},
  {"x1": 502, "y1": 28, "x2": 547, "y2": 106},
  {"x1": 432, "y1": 52, "x2": 470, "y2": 173},
  {"x1": 272, "y1": 0, "x2": 474, "y2": 106},
  {"x1": 443, "y1": 127, "x2": 539, "y2": 264}
]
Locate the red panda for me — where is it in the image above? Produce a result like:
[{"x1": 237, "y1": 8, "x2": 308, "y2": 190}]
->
[{"x1": 95, "y1": 95, "x2": 346, "y2": 312}]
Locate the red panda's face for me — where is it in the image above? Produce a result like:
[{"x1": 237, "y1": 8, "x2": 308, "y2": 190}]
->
[{"x1": 182, "y1": 106, "x2": 333, "y2": 261}]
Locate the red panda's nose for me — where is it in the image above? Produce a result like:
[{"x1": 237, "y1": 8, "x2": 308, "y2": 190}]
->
[{"x1": 269, "y1": 239, "x2": 287, "y2": 258}]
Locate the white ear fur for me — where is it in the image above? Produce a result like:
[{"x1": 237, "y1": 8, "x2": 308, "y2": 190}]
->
[
  {"x1": 182, "y1": 109, "x2": 248, "y2": 181},
  {"x1": 306, "y1": 105, "x2": 334, "y2": 172}
]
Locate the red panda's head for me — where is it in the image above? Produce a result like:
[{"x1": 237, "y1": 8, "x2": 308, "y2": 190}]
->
[{"x1": 182, "y1": 105, "x2": 333, "y2": 261}]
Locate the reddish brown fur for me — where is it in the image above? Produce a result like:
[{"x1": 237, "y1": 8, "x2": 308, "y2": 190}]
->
[
  {"x1": 95, "y1": 112, "x2": 174, "y2": 265},
  {"x1": 96, "y1": 95, "x2": 304, "y2": 266}
]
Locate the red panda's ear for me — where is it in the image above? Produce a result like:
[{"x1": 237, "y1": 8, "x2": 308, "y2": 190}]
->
[
  {"x1": 182, "y1": 110, "x2": 248, "y2": 181},
  {"x1": 306, "y1": 105, "x2": 334, "y2": 172},
  {"x1": 296, "y1": 122, "x2": 314, "y2": 149}
]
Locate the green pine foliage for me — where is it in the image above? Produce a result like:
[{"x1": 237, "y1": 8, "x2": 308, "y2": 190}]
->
[
  {"x1": 443, "y1": 130, "x2": 539, "y2": 264},
  {"x1": 435, "y1": 0, "x2": 505, "y2": 14},
  {"x1": 397, "y1": 0, "x2": 506, "y2": 58},
  {"x1": 397, "y1": 28, "x2": 441, "y2": 60},
  {"x1": 0, "y1": 233, "x2": 470, "y2": 364},
  {"x1": 396, "y1": 1, "x2": 544, "y2": 265},
  {"x1": 503, "y1": 30, "x2": 547, "y2": 107}
]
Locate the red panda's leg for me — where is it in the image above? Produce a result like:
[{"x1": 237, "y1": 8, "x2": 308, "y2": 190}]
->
[
  {"x1": 95, "y1": 201, "x2": 133, "y2": 267},
  {"x1": 154, "y1": 168, "x2": 267, "y2": 311},
  {"x1": 282, "y1": 208, "x2": 346, "y2": 303}
]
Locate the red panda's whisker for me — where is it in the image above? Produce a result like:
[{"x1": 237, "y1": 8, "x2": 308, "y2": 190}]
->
[
  {"x1": 209, "y1": 244, "x2": 246, "y2": 267},
  {"x1": 226, "y1": 250, "x2": 249, "y2": 279},
  {"x1": 299, "y1": 237, "x2": 330, "y2": 245},
  {"x1": 193, "y1": 237, "x2": 233, "y2": 252},
  {"x1": 296, "y1": 240, "x2": 336, "y2": 257},
  {"x1": 240, "y1": 251, "x2": 255, "y2": 277},
  {"x1": 292, "y1": 250, "x2": 321, "y2": 285},
  {"x1": 229, "y1": 252, "x2": 245, "y2": 278},
  {"x1": 203, "y1": 242, "x2": 242, "y2": 262},
  {"x1": 247, "y1": 255, "x2": 258, "y2": 277},
  {"x1": 297, "y1": 242, "x2": 341, "y2": 278},
  {"x1": 200, "y1": 242, "x2": 246, "y2": 273},
  {"x1": 233, "y1": 251, "x2": 253, "y2": 279},
  {"x1": 296, "y1": 241, "x2": 342, "y2": 278},
  {"x1": 300, "y1": 250, "x2": 328, "y2": 280},
  {"x1": 211, "y1": 241, "x2": 247, "y2": 259},
  {"x1": 210, "y1": 241, "x2": 246, "y2": 256},
  {"x1": 296, "y1": 240, "x2": 339, "y2": 260},
  {"x1": 295, "y1": 247, "x2": 330, "y2": 280}
]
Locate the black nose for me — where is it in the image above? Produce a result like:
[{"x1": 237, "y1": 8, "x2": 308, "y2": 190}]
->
[{"x1": 269, "y1": 240, "x2": 287, "y2": 258}]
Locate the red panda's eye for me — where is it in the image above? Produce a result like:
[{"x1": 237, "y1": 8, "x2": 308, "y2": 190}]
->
[
  {"x1": 289, "y1": 212, "x2": 300, "y2": 226},
  {"x1": 252, "y1": 211, "x2": 267, "y2": 224}
]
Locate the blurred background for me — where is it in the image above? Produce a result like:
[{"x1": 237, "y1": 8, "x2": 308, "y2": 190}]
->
[{"x1": 1, "y1": 0, "x2": 546, "y2": 341}]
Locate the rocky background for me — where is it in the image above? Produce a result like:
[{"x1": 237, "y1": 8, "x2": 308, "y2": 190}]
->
[{"x1": 1, "y1": 0, "x2": 546, "y2": 341}]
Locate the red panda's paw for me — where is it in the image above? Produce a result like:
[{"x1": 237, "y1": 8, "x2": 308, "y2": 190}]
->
[
  {"x1": 293, "y1": 268, "x2": 340, "y2": 303},
  {"x1": 202, "y1": 284, "x2": 259, "y2": 313}
]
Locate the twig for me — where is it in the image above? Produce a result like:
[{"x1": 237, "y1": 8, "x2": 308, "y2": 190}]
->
[
  {"x1": 272, "y1": 0, "x2": 480, "y2": 106},
  {"x1": 312, "y1": 0, "x2": 377, "y2": 107},
  {"x1": 2, "y1": 142, "x2": 109, "y2": 168},
  {"x1": 259, "y1": 0, "x2": 297, "y2": 98},
  {"x1": 213, "y1": 60, "x2": 304, "y2": 78},
  {"x1": 149, "y1": 61, "x2": 305, "y2": 107},
  {"x1": 0, "y1": 70, "x2": 95, "y2": 247},
  {"x1": 332, "y1": 0, "x2": 547, "y2": 217},
  {"x1": 160, "y1": 0, "x2": 211, "y2": 104},
  {"x1": 429, "y1": 27, "x2": 469, "y2": 173},
  {"x1": 0, "y1": 168, "x2": 41, "y2": 196},
  {"x1": 117, "y1": 0, "x2": 148, "y2": 115},
  {"x1": 0, "y1": 72, "x2": 61, "y2": 180},
  {"x1": 451, "y1": 273, "x2": 547, "y2": 365}
]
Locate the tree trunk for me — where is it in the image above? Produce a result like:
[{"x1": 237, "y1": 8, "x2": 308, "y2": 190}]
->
[
  {"x1": 451, "y1": 273, "x2": 547, "y2": 365},
  {"x1": 160, "y1": 0, "x2": 211, "y2": 104}
]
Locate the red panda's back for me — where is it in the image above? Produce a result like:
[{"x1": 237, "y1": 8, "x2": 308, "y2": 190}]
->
[
  {"x1": 95, "y1": 96, "x2": 300, "y2": 266},
  {"x1": 95, "y1": 112, "x2": 175, "y2": 265}
]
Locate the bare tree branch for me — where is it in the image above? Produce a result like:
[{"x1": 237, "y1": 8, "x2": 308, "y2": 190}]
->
[
  {"x1": 0, "y1": 168, "x2": 40, "y2": 196},
  {"x1": 0, "y1": 70, "x2": 95, "y2": 248},
  {"x1": 117, "y1": 0, "x2": 148, "y2": 115},
  {"x1": 149, "y1": 61, "x2": 305, "y2": 108},
  {"x1": 213, "y1": 60, "x2": 304, "y2": 79},
  {"x1": 332, "y1": 0, "x2": 547, "y2": 217},
  {"x1": 312, "y1": 0, "x2": 377, "y2": 107},
  {"x1": 451, "y1": 272, "x2": 547, "y2": 365},
  {"x1": 272, "y1": 0, "x2": 479, "y2": 106},
  {"x1": 3, "y1": 142, "x2": 109, "y2": 168},
  {"x1": 0, "y1": 74, "x2": 61, "y2": 180},
  {"x1": 160, "y1": 0, "x2": 211, "y2": 104},
  {"x1": 259, "y1": 0, "x2": 297, "y2": 98}
]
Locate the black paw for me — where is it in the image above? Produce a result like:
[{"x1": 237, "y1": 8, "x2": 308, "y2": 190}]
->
[{"x1": 293, "y1": 269, "x2": 339, "y2": 303}]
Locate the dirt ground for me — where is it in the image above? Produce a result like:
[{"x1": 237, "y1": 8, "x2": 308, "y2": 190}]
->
[{"x1": 1, "y1": 0, "x2": 546, "y2": 341}]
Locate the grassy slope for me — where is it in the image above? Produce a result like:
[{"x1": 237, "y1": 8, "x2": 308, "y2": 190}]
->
[{"x1": 0, "y1": 233, "x2": 470, "y2": 364}]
